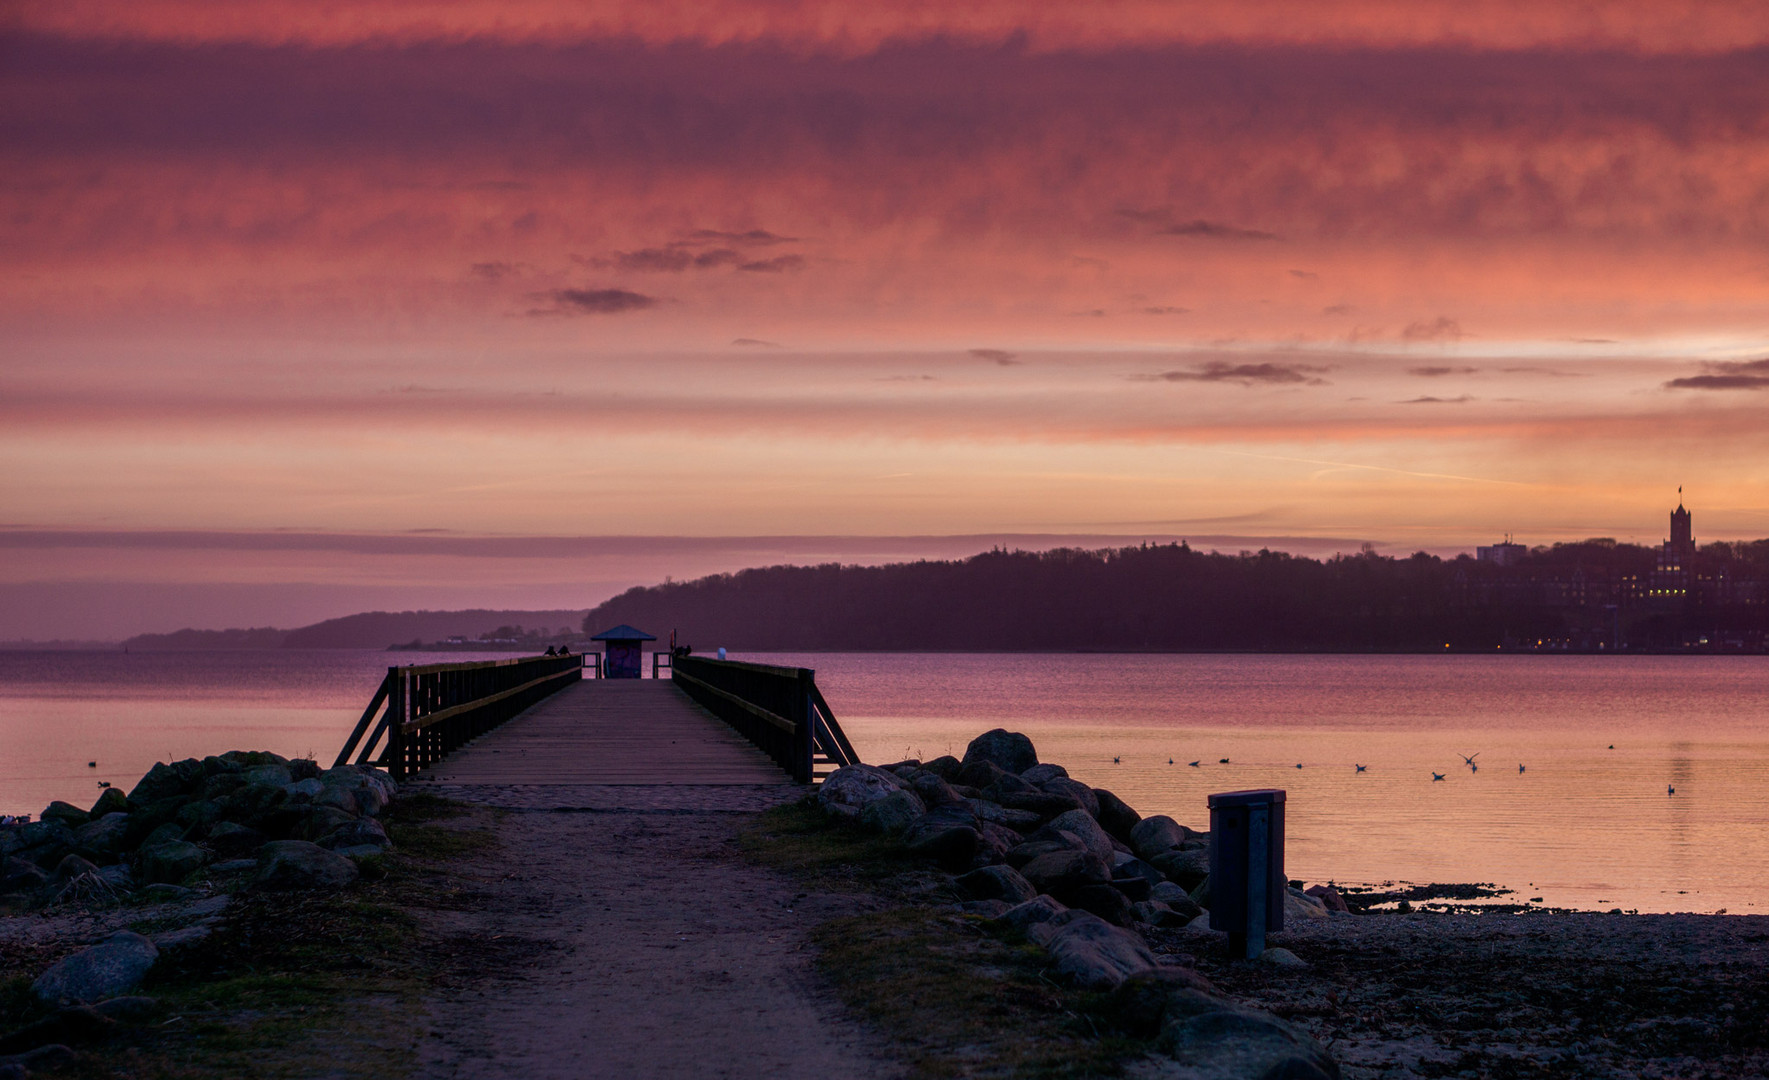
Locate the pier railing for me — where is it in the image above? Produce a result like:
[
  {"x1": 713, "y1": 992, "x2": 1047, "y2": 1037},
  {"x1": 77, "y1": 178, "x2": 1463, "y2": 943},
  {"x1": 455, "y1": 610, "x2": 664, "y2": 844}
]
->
[
  {"x1": 335, "y1": 653, "x2": 584, "y2": 779},
  {"x1": 670, "y1": 655, "x2": 858, "y2": 783}
]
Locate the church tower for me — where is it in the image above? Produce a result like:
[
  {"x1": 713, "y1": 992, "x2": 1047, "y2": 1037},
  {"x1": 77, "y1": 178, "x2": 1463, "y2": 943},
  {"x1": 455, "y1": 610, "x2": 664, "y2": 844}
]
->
[{"x1": 1669, "y1": 499, "x2": 1693, "y2": 558}]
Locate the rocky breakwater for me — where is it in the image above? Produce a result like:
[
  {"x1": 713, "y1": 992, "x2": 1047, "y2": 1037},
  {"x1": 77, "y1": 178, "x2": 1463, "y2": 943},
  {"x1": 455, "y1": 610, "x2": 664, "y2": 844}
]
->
[
  {"x1": 0, "y1": 753, "x2": 396, "y2": 1076},
  {"x1": 820, "y1": 728, "x2": 1347, "y2": 1080}
]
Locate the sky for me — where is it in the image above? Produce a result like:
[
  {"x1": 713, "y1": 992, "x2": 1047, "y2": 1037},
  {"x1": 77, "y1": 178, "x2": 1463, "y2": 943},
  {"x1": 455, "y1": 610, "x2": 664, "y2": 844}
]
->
[{"x1": 4, "y1": 2, "x2": 1769, "y2": 639}]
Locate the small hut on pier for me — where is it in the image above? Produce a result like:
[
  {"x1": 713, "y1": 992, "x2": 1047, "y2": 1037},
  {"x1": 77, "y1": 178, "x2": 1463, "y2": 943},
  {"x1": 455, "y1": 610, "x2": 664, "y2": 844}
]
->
[{"x1": 591, "y1": 624, "x2": 656, "y2": 679}]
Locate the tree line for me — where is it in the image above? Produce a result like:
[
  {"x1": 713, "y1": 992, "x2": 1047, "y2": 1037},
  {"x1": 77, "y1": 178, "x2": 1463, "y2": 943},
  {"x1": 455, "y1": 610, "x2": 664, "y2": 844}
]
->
[{"x1": 581, "y1": 540, "x2": 1769, "y2": 652}]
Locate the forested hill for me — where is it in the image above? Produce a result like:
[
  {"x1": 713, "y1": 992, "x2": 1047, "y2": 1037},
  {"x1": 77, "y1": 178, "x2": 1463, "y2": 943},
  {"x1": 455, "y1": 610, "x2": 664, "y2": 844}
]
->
[
  {"x1": 582, "y1": 541, "x2": 1769, "y2": 652},
  {"x1": 122, "y1": 609, "x2": 588, "y2": 650}
]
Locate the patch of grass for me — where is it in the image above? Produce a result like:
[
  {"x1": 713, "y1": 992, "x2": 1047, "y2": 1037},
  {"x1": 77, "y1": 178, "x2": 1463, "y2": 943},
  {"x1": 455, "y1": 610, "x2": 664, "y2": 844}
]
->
[
  {"x1": 742, "y1": 799, "x2": 1152, "y2": 1079},
  {"x1": 0, "y1": 793, "x2": 491, "y2": 1080}
]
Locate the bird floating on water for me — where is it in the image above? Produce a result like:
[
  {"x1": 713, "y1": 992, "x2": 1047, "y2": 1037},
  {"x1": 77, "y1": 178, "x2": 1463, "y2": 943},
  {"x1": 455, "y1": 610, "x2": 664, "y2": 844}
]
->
[
  {"x1": 1219, "y1": 758, "x2": 1230, "y2": 764},
  {"x1": 1668, "y1": 785, "x2": 1675, "y2": 795},
  {"x1": 96, "y1": 781, "x2": 110, "y2": 788},
  {"x1": 1355, "y1": 764, "x2": 1367, "y2": 772},
  {"x1": 1168, "y1": 758, "x2": 1174, "y2": 765},
  {"x1": 1432, "y1": 772, "x2": 1446, "y2": 781},
  {"x1": 1295, "y1": 763, "x2": 1304, "y2": 769},
  {"x1": 1188, "y1": 760, "x2": 1200, "y2": 767},
  {"x1": 1519, "y1": 764, "x2": 1526, "y2": 773},
  {"x1": 1460, "y1": 752, "x2": 1480, "y2": 772},
  {"x1": 87, "y1": 761, "x2": 97, "y2": 768},
  {"x1": 1112, "y1": 756, "x2": 1121, "y2": 764}
]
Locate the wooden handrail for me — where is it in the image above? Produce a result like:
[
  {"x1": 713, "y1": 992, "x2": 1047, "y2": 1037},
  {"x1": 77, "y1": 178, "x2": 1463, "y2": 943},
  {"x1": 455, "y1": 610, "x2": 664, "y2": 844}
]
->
[
  {"x1": 401, "y1": 665, "x2": 581, "y2": 733},
  {"x1": 338, "y1": 652, "x2": 583, "y2": 778},
  {"x1": 670, "y1": 654, "x2": 858, "y2": 782},
  {"x1": 672, "y1": 669, "x2": 797, "y2": 734}
]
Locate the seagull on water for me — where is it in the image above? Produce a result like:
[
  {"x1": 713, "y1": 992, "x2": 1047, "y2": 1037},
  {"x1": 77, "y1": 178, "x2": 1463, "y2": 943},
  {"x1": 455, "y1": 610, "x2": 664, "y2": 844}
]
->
[
  {"x1": 1432, "y1": 772, "x2": 1446, "y2": 781},
  {"x1": 1188, "y1": 760, "x2": 1201, "y2": 767},
  {"x1": 1518, "y1": 764, "x2": 1526, "y2": 774},
  {"x1": 1668, "y1": 785, "x2": 1675, "y2": 795},
  {"x1": 1459, "y1": 752, "x2": 1480, "y2": 772},
  {"x1": 1355, "y1": 764, "x2": 1367, "y2": 772},
  {"x1": 1295, "y1": 763, "x2": 1304, "y2": 769},
  {"x1": 1168, "y1": 758, "x2": 1174, "y2": 765},
  {"x1": 1219, "y1": 758, "x2": 1230, "y2": 764},
  {"x1": 1113, "y1": 756, "x2": 1121, "y2": 764}
]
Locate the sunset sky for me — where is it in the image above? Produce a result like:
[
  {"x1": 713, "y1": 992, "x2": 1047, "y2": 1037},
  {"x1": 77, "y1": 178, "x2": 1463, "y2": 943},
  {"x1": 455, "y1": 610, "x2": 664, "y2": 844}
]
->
[{"x1": 5, "y1": 1, "x2": 1769, "y2": 638}]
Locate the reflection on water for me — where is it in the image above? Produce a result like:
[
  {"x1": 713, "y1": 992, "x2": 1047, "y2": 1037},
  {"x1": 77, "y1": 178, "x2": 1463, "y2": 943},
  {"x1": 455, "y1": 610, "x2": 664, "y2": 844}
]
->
[
  {"x1": 3, "y1": 649, "x2": 1765, "y2": 913},
  {"x1": 756, "y1": 652, "x2": 1769, "y2": 915},
  {"x1": 0, "y1": 650, "x2": 509, "y2": 819}
]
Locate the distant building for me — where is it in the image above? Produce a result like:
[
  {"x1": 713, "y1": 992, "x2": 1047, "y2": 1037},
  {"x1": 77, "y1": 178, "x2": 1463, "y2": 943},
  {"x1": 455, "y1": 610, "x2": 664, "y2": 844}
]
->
[
  {"x1": 1650, "y1": 499, "x2": 1695, "y2": 600},
  {"x1": 1477, "y1": 539, "x2": 1526, "y2": 567}
]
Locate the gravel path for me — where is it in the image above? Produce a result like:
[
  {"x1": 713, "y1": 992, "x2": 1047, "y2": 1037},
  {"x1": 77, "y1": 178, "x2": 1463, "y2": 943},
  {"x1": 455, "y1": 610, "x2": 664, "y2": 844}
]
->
[{"x1": 413, "y1": 784, "x2": 902, "y2": 1080}]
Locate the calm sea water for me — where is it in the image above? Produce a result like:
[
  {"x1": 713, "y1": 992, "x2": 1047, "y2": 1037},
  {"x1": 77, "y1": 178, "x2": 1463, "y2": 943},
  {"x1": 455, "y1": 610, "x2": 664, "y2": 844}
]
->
[{"x1": 3, "y1": 650, "x2": 1765, "y2": 914}]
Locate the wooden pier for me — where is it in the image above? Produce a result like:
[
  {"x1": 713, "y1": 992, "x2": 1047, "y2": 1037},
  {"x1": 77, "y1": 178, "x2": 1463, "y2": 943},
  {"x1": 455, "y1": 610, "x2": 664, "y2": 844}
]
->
[
  {"x1": 413, "y1": 681, "x2": 792, "y2": 785},
  {"x1": 336, "y1": 651, "x2": 857, "y2": 785}
]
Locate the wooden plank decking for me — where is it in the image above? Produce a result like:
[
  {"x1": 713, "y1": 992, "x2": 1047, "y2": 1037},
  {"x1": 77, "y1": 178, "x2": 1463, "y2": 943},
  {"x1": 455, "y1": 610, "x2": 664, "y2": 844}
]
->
[{"x1": 413, "y1": 679, "x2": 793, "y2": 785}]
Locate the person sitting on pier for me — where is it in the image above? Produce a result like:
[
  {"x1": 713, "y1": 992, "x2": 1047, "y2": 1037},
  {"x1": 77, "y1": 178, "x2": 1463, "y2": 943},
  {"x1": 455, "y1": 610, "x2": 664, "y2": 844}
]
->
[{"x1": 544, "y1": 645, "x2": 558, "y2": 656}]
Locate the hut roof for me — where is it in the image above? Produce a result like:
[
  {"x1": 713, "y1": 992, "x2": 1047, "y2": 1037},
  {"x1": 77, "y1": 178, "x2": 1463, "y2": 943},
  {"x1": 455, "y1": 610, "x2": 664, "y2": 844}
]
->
[{"x1": 590, "y1": 624, "x2": 657, "y2": 642}]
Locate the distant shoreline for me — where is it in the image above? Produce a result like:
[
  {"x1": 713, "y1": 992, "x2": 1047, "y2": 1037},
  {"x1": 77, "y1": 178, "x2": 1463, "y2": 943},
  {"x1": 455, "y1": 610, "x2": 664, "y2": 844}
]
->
[{"x1": 5, "y1": 643, "x2": 1768, "y2": 656}]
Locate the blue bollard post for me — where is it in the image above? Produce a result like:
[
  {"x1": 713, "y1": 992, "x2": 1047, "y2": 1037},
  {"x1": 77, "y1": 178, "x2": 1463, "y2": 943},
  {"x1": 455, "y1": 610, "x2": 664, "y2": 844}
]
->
[{"x1": 1208, "y1": 789, "x2": 1287, "y2": 960}]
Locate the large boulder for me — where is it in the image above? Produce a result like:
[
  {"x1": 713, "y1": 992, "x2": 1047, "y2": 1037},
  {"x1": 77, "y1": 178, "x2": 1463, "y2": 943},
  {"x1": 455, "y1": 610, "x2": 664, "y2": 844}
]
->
[
  {"x1": 1112, "y1": 851, "x2": 1165, "y2": 886},
  {"x1": 255, "y1": 840, "x2": 359, "y2": 891},
  {"x1": 219, "y1": 750, "x2": 289, "y2": 768},
  {"x1": 1020, "y1": 763, "x2": 1069, "y2": 785},
  {"x1": 817, "y1": 765, "x2": 906, "y2": 819},
  {"x1": 961, "y1": 729, "x2": 1038, "y2": 775},
  {"x1": 136, "y1": 841, "x2": 206, "y2": 885},
  {"x1": 968, "y1": 800, "x2": 1042, "y2": 832},
  {"x1": 206, "y1": 821, "x2": 268, "y2": 857},
  {"x1": 1028, "y1": 909, "x2": 1158, "y2": 990},
  {"x1": 978, "y1": 770, "x2": 1034, "y2": 799},
  {"x1": 282, "y1": 778, "x2": 326, "y2": 803},
  {"x1": 957, "y1": 864, "x2": 1038, "y2": 904},
  {"x1": 1093, "y1": 788, "x2": 1142, "y2": 843},
  {"x1": 39, "y1": 802, "x2": 90, "y2": 829},
  {"x1": 1155, "y1": 988, "x2": 1341, "y2": 1080},
  {"x1": 1150, "y1": 848, "x2": 1212, "y2": 890},
  {"x1": 1040, "y1": 778, "x2": 1099, "y2": 819},
  {"x1": 1072, "y1": 883, "x2": 1136, "y2": 926},
  {"x1": 908, "y1": 772, "x2": 964, "y2": 808},
  {"x1": 319, "y1": 817, "x2": 392, "y2": 853},
  {"x1": 919, "y1": 755, "x2": 962, "y2": 781},
  {"x1": 72, "y1": 814, "x2": 131, "y2": 860},
  {"x1": 1285, "y1": 888, "x2": 1329, "y2": 922},
  {"x1": 1, "y1": 856, "x2": 49, "y2": 894},
  {"x1": 241, "y1": 764, "x2": 293, "y2": 789},
  {"x1": 174, "y1": 799, "x2": 222, "y2": 835},
  {"x1": 994, "y1": 790, "x2": 1088, "y2": 821},
  {"x1": 1005, "y1": 836, "x2": 1083, "y2": 869},
  {"x1": 1304, "y1": 884, "x2": 1349, "y2": 913},
  {"x1": 294, "y1": 806, "x2": 360, "y2": 843},
  {"x1": 972, "y1": 823, "x2": 1022, "y2": 867},
  {"x1": 902, "y1": 807, "x2": 981, "y2": 869},
  {"x1": 128, "y1": 759, "x2": 205, "y2": 804},
  {"x1": 1130, "y1": 816, "x2": 1195, "y2": 861},
  {"x1": 956, "y1": 758, "x2": 1010, "y2": 791},
  {"x1": 88, "y1": 788, "x2": 130, "y2": 820},
  {"x1": 318, "y1": 766, "x2": 395, "y2": 816},
  {"x1": 1019, "y1": 848, "x2": 1111, "y2": 898},
  {"x1": 994, "y1": 894, "x2": 1067, "y2": 931},
  {"x1": 858, "y1": 789, "x2": 926, "y2": 836},
  {"x1": 31, "y1": 932, "x2": 159, "y2": 1005},
  {"x1": 1041, "y1": 810, "x2": 1116, "y2": 864}
]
